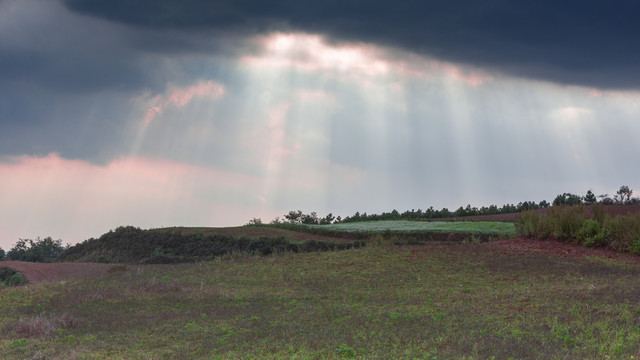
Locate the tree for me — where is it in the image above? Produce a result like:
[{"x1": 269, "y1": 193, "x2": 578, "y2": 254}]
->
[
  {"x1": 246, "y1": 218, "x2": 262, "y2": 225},
  {"x1": 320, "y1": 213, "x2": 335, "y2": 225},
  {"x1": 6, "y1": 237, "x2": 66, "y2": 262},
  {"x1": 598, "y1": 194, "x2": 614, "y2": 205},
  {"x1": 301, "y1": 212, "x2": 319, "y2": 225},
  {"x1": 553, "y1": 193, "x2": 582, "y2": 206},
  {"x1": 583, "y1": 190, "x2": 597, "y2": 205},
  {"x1": 284, "y1": 210, "x2": 303, "y2": 224},
  {"x1": 614, "y1": 185, "x2": 633, "y2": 204},
  {"x1": 0, "y1": 247, "x2": 4, "y2": 260}
]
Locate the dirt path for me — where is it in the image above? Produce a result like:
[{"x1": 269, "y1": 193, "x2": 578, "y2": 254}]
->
[{"x1": 0, "y1": 261, "x2": 117, "y2": 285}]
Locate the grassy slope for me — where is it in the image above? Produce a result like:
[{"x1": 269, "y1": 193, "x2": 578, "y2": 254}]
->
[
  {"x1": 159, "y1": 226, "x2": 356, "y2": 243},
  {"x1": 59, "y1": 221, "x2": 514, "y2": 264},
  {"x1": 313, "y1": 220, "x2": 516, "y2": 236},
  {"x1": 2, "y1": 242, "x2": 640, "y2": 359}
]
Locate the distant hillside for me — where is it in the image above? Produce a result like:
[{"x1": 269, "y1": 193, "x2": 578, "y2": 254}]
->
[{"x1": 58, "y1": 226, "x2": 363, "y2": 264}]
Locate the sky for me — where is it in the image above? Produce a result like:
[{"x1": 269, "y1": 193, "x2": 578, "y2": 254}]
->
[{"x1": 1, "y1": 0, "x2": 640, "y2": 249}]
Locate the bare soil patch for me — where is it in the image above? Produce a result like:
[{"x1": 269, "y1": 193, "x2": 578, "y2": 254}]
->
[
  {"x1": 485, "y1": 237, "x2": 640, "y2": 265},
  {"x1": 1, "y1": 261, "x2": 117, "y2": 285}
]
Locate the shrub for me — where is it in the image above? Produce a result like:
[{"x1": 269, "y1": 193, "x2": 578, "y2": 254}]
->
[
  {"x1": 629, "y1": 234, "x2": 640, "y2": 255},
  {"x1": 0, "y1": 267, "x2": 28, "y2": 287},
  {"x1": 555, "y1": 206, "x2": 586, "y2": 240},
  {"x1": 515, "y1": 212, "x2": 540, "y2": 237},
  {"x1": 578, "y1": 220, "x2": 610, "y2": 248},
  {"x1": 335, "y1": 344, "x2": 356, "y2": 358},
  {"x1": 515, "y1": 205, "x2": 640, "y2": 255},
  {"x1": 592, "y1": 205, "x2": 606, "y2": 225},
  {"x1": 606, "y1": 215, "x2": 640, "y2": 251}
]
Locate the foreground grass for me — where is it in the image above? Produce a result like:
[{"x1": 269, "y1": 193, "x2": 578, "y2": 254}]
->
[
  {"x1": 2, "y1": 242, "x2": 640, "y2": 359},
  {"x1": 314, "y1": 220, "x2": 516, "y2": 236}
]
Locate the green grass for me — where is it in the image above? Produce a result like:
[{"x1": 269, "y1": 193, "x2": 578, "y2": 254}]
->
[
  {"x1": 313, "y1": 220, "x2": 516, "y2": 236},
  {"x1": 2, "y1": 241, "x2": 640, "y2": 359}
]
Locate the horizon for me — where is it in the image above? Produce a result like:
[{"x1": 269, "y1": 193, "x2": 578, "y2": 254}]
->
[{"x1": 2, "y1": 0, "x2": 640, "y2": 249}]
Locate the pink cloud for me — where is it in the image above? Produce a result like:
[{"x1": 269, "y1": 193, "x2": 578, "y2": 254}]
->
[
  {"x1": 141, "y1": 80, "x2": 225, "y2": 127},
  {"x1": 0, "y1": 153, "x2": 273, "y2": 249}
]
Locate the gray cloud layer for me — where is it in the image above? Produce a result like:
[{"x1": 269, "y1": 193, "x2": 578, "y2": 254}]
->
[{"x1": 64, "y1": 0, "x2": 640, "y2": 90}]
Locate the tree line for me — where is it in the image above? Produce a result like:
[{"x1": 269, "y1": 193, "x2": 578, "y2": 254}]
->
[
  {"x1": 261, "y1": 185, "x2": 639, "y2": 225},
  {"x1": 0, "y1": 237, "x2": 66, "y2": 262}
]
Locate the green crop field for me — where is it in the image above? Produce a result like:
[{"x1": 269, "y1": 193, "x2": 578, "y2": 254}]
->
[
  {"x1": 3, "y1": 239, "x2": 640, "y2": 359},
  {"x1": 312, "y1": 220, "x2": 516, "y2": 236}
]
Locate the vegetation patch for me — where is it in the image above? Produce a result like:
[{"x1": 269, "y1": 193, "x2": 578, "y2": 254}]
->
[
  {"x1": 0, "y1": 267, "x2": 28, "y2": 287},
  {"x1": 516, "y1": 205, "x2": 640, "y2": 254},
  {"x1": 311, "y1": 220, "x2": 516, "y2": 236},
  {"x1": 58, "y1": 226, "x2": 365, "y2": 264}
]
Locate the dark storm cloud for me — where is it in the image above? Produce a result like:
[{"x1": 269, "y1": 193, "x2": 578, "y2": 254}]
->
[{"x1": 64, "y1": 0, "x2": 640, "y2": 90}]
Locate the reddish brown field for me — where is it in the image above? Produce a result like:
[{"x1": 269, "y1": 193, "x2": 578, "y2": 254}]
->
[
  {"x1": 1, "y1": 261, "x2": 117, "y2": 285},
  {"x1": 4, "y1": 237, "x2": 638, "y2": 286},
  {"x1": 484, "y1": 237, "x2": 640, "y2": 265}
]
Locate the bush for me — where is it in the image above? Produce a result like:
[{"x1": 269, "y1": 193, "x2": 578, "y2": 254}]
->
[
  {"x1": 551, "y1": 206, "x2": 586, "y2": 240},
  {"x1": 606, "y1": 215, "x2": 640, "y2": 252},
  {"x1": 516, "y1": 205, "x2": 640, "y2": 254},
  {"x1": 0, "y1": 267, "x2": 28, "y2": 287},
  {"x1": 578, "y1": 220, "x2": 610, "y2": 248},
  {"x1": 629, "y1": 235, "x2": 640, "y2": 255}
]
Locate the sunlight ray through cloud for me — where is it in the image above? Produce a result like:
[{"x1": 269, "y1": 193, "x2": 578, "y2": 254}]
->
[{"x1": 3, "y1": 19, "x2": 640, "y2": 248}]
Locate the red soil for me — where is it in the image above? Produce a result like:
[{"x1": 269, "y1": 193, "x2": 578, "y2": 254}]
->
[
  {"x1": 1, "y1": 261, "x2": 117, "y2": 285},
  {"x1": 484, "y1": 237, "x2": 640, "y2": 265}
]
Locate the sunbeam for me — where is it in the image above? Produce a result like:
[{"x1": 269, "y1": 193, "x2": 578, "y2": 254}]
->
[{"x1": 2, "y1": 14, "x2": 640, "y2": 248}]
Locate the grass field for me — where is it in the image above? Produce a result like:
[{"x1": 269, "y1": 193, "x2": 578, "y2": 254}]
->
[
  {"x1": 2, "y1": 240, "x2": 640, "y2": 359},
  {"x1": 312, "y1": 220, "x2": 516, "y2": 236}
]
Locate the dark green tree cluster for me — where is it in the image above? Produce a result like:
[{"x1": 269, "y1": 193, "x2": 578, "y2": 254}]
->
[
  {"x1": 553, "y1": 186, "x2": 640, "y2": 207},
  {"x1": 278, "y1": 211, "x2": 339, "y2": 225},
  {"x1": 338, "y1": 201, "x2": 551, "y2": 223},
  {"x1": 3, "y1": 237, "x2": 66, "y2": 262},
  {"x1": 553, "y1": 193, "x2": 584, "y2": 206}
]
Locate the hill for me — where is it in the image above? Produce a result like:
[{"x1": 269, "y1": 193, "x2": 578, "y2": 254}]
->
[{"x1": 58, "y1": 225, "x2": 363, "y2": 264}]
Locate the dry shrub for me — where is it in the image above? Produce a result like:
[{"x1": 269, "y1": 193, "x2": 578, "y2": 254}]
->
[
  {"x1": 11, "y1": 314, "x2": 76, "y2": 338},
  {"x1": 517, "y1": 205, "x2": 640, "y2": 254},
  {"x1": 31, "y1": 351, "x2": 47, "y2": 360}
]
